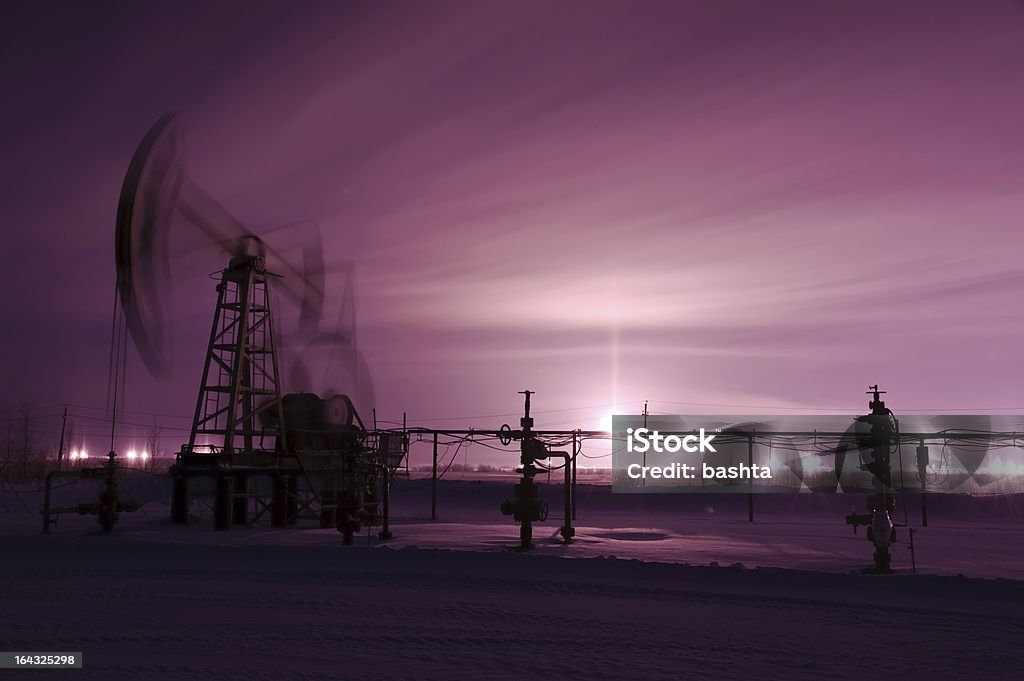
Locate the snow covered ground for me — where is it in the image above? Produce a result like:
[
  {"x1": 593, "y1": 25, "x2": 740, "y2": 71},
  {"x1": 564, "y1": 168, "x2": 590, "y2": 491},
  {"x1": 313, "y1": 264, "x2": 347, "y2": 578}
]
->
[{"x1": 2, "y1": 476, "x2": 1024, "y2": 679}]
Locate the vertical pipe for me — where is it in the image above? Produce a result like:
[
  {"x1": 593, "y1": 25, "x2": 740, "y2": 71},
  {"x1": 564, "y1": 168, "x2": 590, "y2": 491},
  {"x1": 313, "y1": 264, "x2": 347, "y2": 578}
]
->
[
  {"x1": 99, "y1": 451, "x2": 118, "y2": 532},
  {"x1": 42, "y1": 472, "x2": 54, "y2": 533},
  {"x1": 920, "y1": 483, "x2": 929, "y2": 527},
  {"x1": 380, "y1": 457, "x2": 393, "y2": 540},
  {"x1": 171, "y1": 468, "x2": 188, "y2": 523},
  {"x1": 404, "y1": 413, "x2": 410, "y2": 478},
  {"x1": 215, "y1": 475, "x2": 232, "y2": 530},
  {"x1": 232, "y1": 474, "x2": 248, "y2": 525},
  {"x1": 287, "y1": 474, "x2": 298, "y2": 525},
  {"x1": 431, "y1": 432, "x2": 438, "y2": 521},
  {"x1": 563, "y1": 453, "x2": 572, "y2": 542},
  {"x1": 917, "y1": 441, "x2": 929, "y2": 527},
  {"x1": 571, "y1": 431, "x2": 577, "y2": 521},
  {"x1": 271, "y1": 472, "x2": 286, "y2": 527},
  {"x1": 748, "y1": 433, "x2": 754, "y2": 522},
  {"x1": 909, "y1": 527, "x2": 917, "y2": 573}
]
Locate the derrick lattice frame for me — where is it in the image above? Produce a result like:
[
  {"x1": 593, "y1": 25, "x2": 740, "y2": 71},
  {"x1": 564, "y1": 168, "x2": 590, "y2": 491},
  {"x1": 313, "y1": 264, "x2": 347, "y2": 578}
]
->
[{"x1": 187, "y1": 256, "x2": 286, "y2": 458}]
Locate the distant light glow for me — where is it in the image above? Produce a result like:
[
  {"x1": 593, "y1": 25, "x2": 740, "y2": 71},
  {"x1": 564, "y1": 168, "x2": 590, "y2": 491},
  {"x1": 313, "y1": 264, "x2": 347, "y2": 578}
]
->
[
  {"x1": 127, "y1": 450, "x2": 137, "y2": 461},
  {"x1": 599, "y1": 412, "x2": 617, "y2": 433},
  {"x1": 140, "y1": 451, "x2": 149, "y2": 461}
]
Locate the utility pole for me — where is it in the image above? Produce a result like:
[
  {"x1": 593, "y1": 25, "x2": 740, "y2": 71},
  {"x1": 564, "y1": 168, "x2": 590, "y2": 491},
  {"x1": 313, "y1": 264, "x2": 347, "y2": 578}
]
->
[
  {"x1": 56, "y1": 406, "x2": 68, "y2": 471},
  {"x1": 641, "y1": 401, "x2": 648, "y2": 486},
  {"x1": 431, "y1": 432, "x2": 438, "y2": 521}
]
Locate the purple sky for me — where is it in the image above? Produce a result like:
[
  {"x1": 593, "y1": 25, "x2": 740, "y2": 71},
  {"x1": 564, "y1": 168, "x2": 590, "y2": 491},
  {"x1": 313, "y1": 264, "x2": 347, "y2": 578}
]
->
[{"x1": 3, "y1": 1, "x2": 1024, "y2": 455}]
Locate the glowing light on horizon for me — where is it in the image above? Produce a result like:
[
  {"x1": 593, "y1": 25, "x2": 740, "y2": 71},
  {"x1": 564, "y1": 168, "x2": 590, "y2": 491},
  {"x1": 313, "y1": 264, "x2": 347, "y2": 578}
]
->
[{"x1": 599, "y1": 410, "x2": 623, "y2": 432}]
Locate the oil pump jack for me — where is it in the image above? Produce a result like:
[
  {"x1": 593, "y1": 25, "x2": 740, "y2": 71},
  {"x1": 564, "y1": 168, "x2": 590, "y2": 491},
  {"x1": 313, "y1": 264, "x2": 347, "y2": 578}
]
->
[{"x1": 114, "y1": 113, "x2": 394, "y2": 537}]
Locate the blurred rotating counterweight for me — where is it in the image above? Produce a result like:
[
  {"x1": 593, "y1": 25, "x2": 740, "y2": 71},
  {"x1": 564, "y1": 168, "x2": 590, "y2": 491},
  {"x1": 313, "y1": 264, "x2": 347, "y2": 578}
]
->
[{"x1": 115, "y1": 112, "x2": 375, "y2": 430}]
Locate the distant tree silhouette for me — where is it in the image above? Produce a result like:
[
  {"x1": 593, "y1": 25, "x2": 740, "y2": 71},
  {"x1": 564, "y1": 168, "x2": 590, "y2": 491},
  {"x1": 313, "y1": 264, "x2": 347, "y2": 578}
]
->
[
  {"x1": 16, "y1": 402, "x2": 39, "y2": 479},
  {"x1": 145, "y1": 418, "x2": 162, "y2": 470}
]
